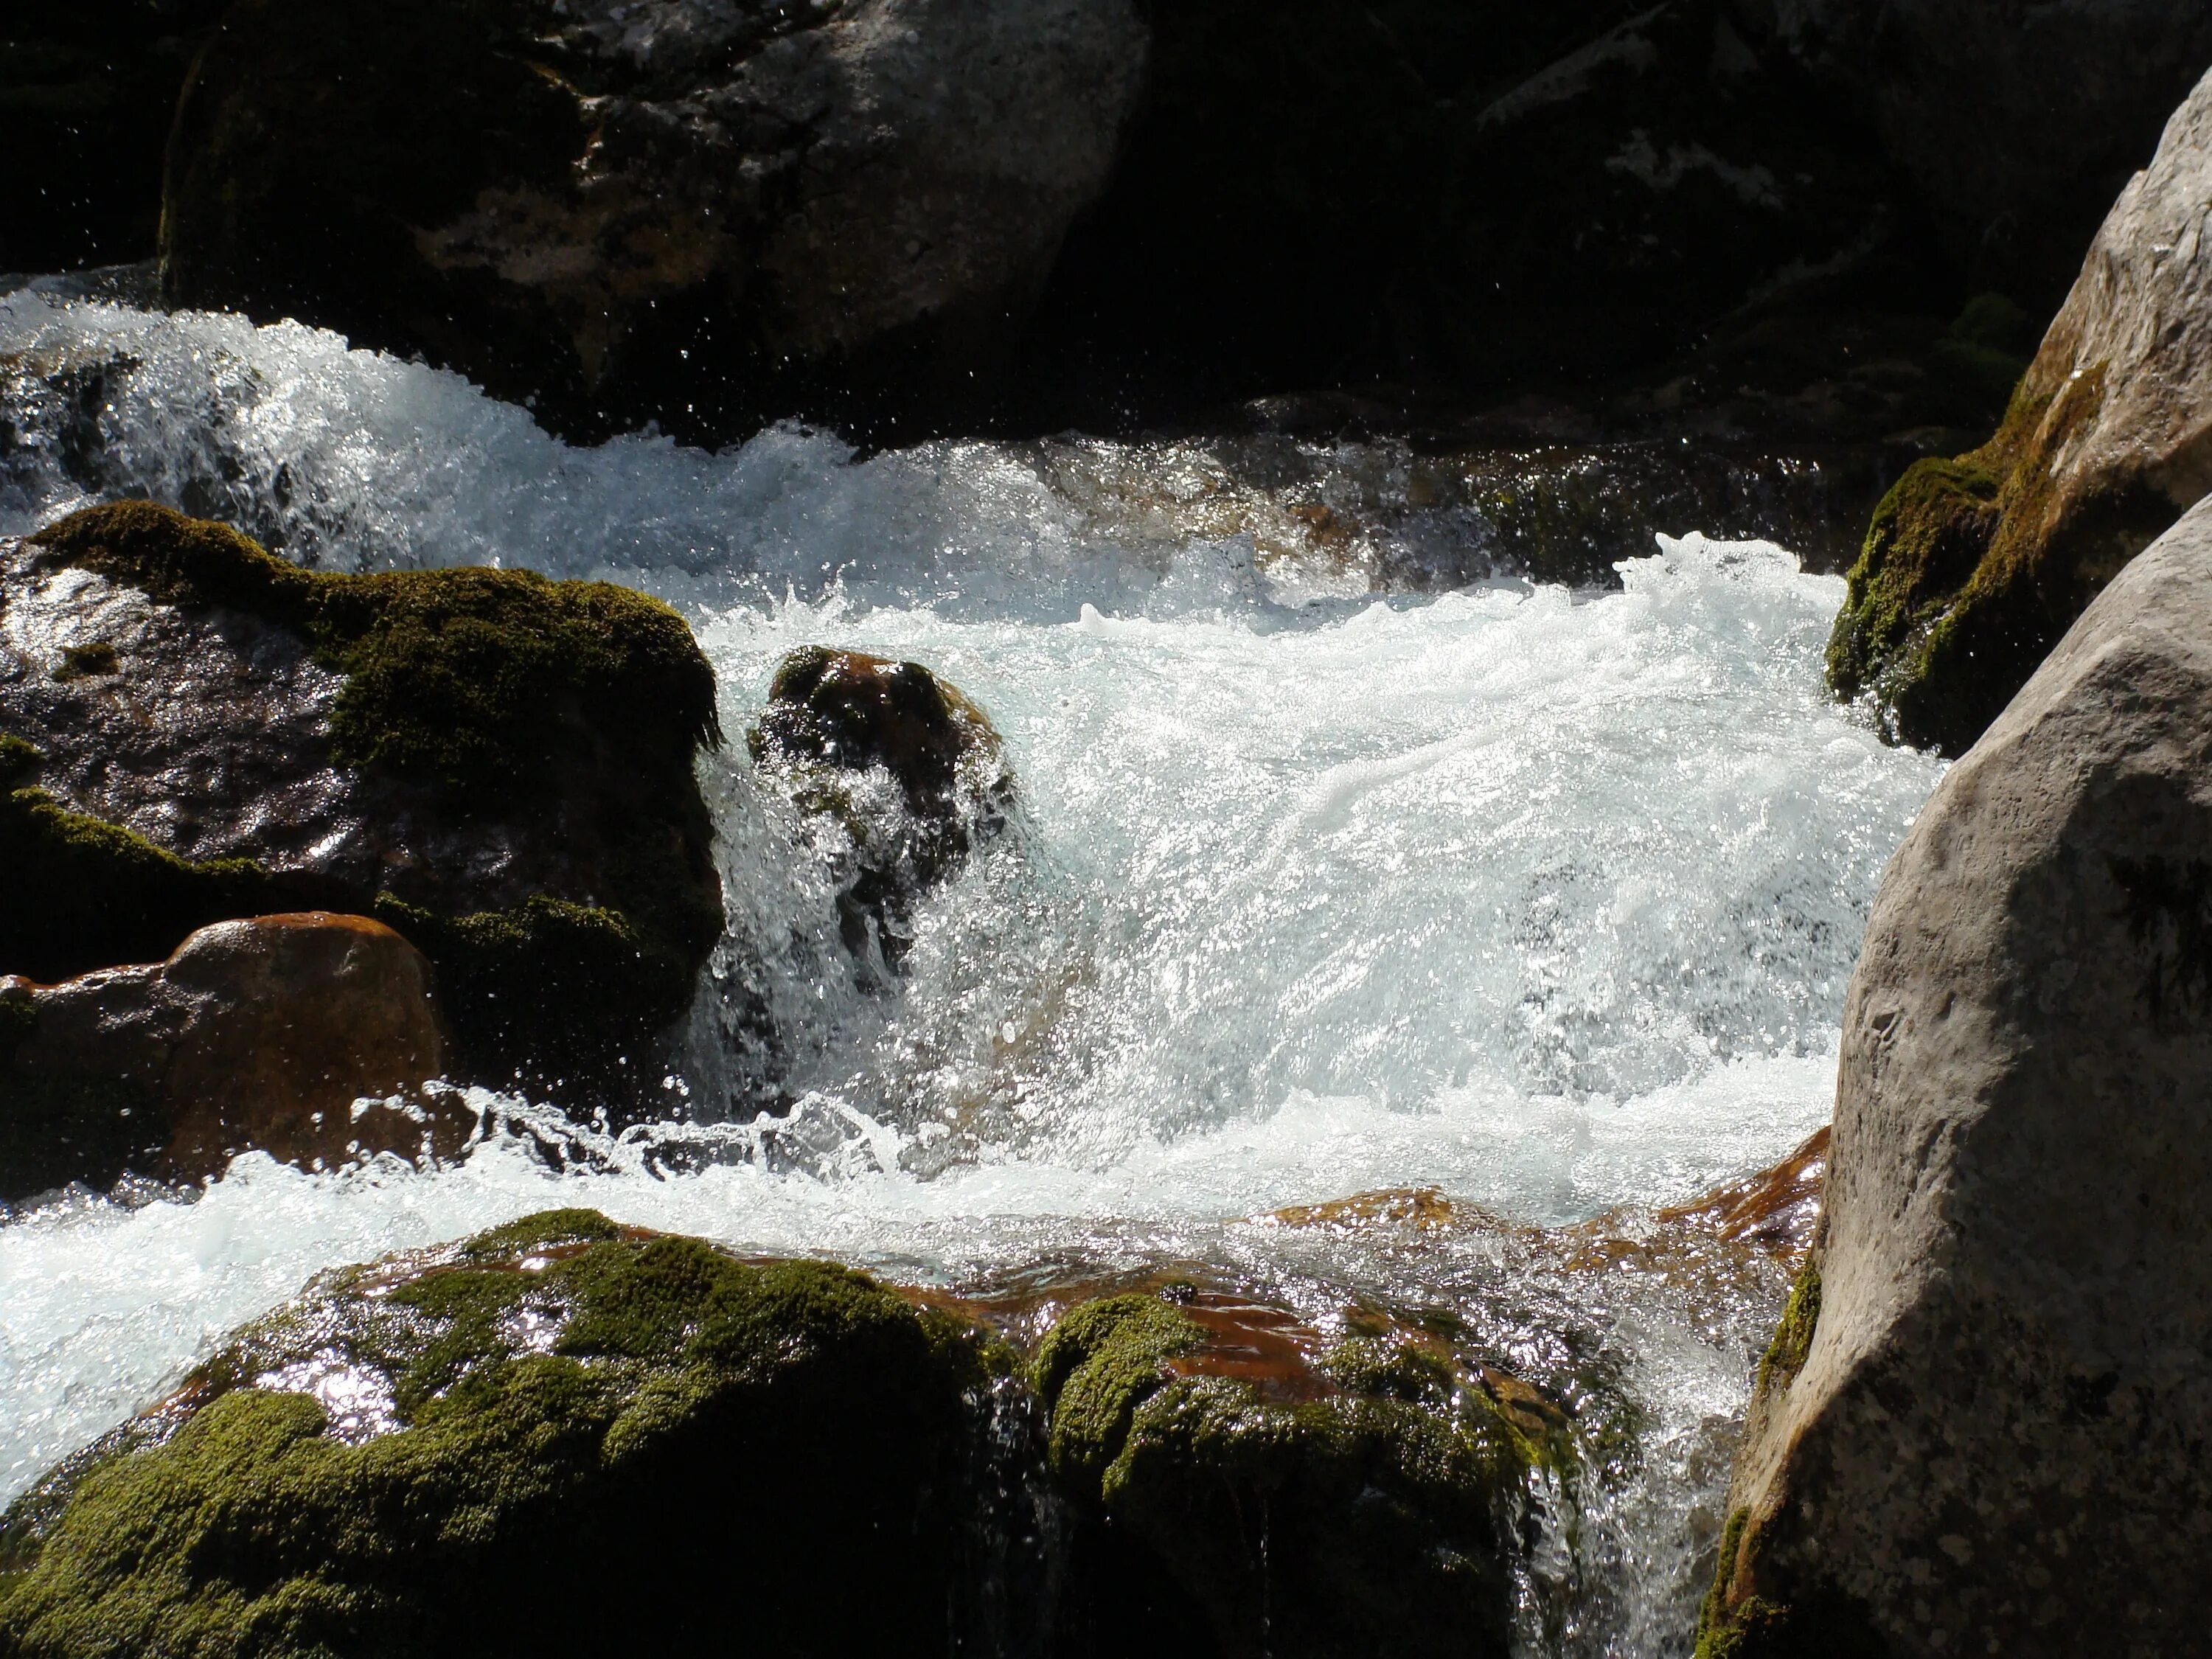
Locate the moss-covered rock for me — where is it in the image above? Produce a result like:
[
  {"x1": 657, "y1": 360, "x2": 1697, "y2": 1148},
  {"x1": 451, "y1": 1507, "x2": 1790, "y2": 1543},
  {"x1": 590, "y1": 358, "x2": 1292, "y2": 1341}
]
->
[
  {"x1": 1827, "y1": 66, "x2": 2212, "y2": 755},
  {"x1": 0, "y1": 1211, "x2": 1010, "y2": 1658},
  {"x1": 1032, "y1": 1290, "x2": 1540, "y2": 1659},
  {"x1": 0, "y1": 502, "x2": 724, "y2": 1102}
]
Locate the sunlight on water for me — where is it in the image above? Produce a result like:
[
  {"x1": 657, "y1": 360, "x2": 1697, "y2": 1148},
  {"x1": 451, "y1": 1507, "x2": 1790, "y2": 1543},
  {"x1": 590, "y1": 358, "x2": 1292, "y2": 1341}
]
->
[{"x1": 0, "y1": 297, "x2": 1945, "y2": 1654}]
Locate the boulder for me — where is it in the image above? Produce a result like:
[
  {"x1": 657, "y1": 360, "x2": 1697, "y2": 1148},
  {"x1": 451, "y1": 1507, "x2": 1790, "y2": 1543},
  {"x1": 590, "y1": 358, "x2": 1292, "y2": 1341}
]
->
[
  {"x1": 750, "y1": 646, "x2": 1011, "y2": 967},
  {"x1": 0, "y1": 2, "x2": 226, "y2": 272},
  {"x1": 159, "y1": 0, "x2": 1147, "y2": 441},
  {"x1": 1826, "y1": 62, "x2": 2212, "y2": 754},
  {"x1": 1748, "y1": 0, "x2": 2212, "y2": 303},
  {"x1": 0, "y1": 501, "x2": 725, "y2": 1103},
  {"x1": 1034, "y1": 1290, "x2": 1548, "y2": 1659},
  {"x1": 1, "y1": 913, "x2": 464, "y2": 1203},
  {"x1": 1700, "y1": 494, "x2": 2212, "y2": 1655},
  {"x1": 0, "y1": 1211, "x2": 1016, "y2": 1658}
]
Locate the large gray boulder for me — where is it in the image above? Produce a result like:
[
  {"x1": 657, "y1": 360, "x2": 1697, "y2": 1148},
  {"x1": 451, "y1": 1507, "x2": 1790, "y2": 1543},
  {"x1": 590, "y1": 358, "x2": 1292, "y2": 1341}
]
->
[
  {"x1": 161, "y1": 0, "x2": 1147, "y2": 440},
  {"x1": 1701, "y1": 493, "x2": 2212, "y2": 1654},
  {"x1": 1749, "y1": 0, "x2": 2212, "y2": 299}
]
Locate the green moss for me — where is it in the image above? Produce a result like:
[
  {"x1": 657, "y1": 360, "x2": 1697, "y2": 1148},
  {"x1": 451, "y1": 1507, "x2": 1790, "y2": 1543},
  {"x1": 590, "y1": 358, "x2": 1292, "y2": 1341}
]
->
[
  {"x1": 1757, "y1": 1259, "x2": 1822, "y2": 1394},
  {"x1": 48, "y1": 641, "x2": 117, "y2": 682},
  {"x1": 0, "y1": 1213, "x2": 998, "y2": 1659},
  {"x1": 16, "y1": 503, "x2": 727, "y2": 1096},
  {"x1": 0, "y1": 735, "x2": 38, "y2": 785},
  {"x1": 32, "y1": 501, "x2": 719, "y2": 802},
  {"x1": 1692, "y1": 1503, "x2": 1894, "y2": 1659},
  {"x1": 1034, "y1": 1293, "x2": 1533, "y2": 1659},
  {"x1": 0, "y1": 783, "x2": 314, "y2": 983}
]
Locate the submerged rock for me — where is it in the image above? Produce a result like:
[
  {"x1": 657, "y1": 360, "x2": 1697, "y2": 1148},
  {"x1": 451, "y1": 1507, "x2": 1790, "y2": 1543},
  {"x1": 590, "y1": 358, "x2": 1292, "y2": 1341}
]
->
[
  {"x1": 160, "y1": 0, "x2": 1147, "y2": 441},
  {"x1": 1827, "y1": 63, "x2": 2212, "y2": 754},
  {"x1": 1703, "y1": 495, "x2": 2212, "y2": 1654},
  {"x1": 0, "y1": 1211, "x2": 1012, "y2": 1658},
  {"x1": 0, "y1": 501, "x2": 724, "y2": 1103},
  {"x1": 751, "y1": 646, "x2": 1012, "y2": 968},
  {"x1": 0, "y1": 913, "x2": 463, "y2": 1203}
]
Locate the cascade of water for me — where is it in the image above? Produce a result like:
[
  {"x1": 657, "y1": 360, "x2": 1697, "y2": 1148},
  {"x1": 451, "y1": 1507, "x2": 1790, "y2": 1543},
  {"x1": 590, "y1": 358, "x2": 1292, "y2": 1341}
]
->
[{"x1": 0, "y1": 294, "x2": 1944, "y2": 1654}]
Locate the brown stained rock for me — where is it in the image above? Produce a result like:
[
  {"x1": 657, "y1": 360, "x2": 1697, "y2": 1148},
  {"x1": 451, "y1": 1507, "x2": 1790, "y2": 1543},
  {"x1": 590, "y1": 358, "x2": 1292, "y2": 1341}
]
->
[
  {"x1": 1827, "y1": 62, "x2": 2212, "y2": 755},
  {"x1": 1, "y1": 913, "x2": 467, "y2": 1201},
  {"x1": 750, "y1": 646, "x2": 1012, "y2": 967},
  {"x1": 1704, "y1": 495, "x2": 2212, "y2": 1656},
  {"x1": 1655, "y1": 1125, "x2": 1827, "y2": 1256}
]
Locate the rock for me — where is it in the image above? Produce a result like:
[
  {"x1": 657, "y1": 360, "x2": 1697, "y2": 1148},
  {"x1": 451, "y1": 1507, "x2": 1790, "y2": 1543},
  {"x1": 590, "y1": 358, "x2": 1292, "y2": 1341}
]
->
[
  {"x1": 0, "y1": 501, "x2": 724, "y2": 1103},
  {"x1": 159, "y1": 0, "x2": 1147, "y2": 442},
  {"x1": 0, "y1": 1213, "x2": 1555, "y2": 1658},
  {"x1": 0, "y1": 4, "x2": 225, "y2": 273},
  {"x1": 1748, "y1": 0, "x2": 2212, "y2": 303},
  {"x1": 1700, "y1": 494, "x2": 2212, "y2": 1655},
  {"x1": 0, "y1": 1211, "x2": 1018, "y2": 1658},
  {"x1": 749, "y1": 646, "x2": 1011, "y2": 967},
  {"x1": 1825, "y1": 63, "x2": 2212, "y2": 754},
  {"x1": 1034, "y1": 1290, "x2": 1547, "y2": 1659},
  {"x1": 1, "y1": 914, "x2": 465, "y2": 1203}
]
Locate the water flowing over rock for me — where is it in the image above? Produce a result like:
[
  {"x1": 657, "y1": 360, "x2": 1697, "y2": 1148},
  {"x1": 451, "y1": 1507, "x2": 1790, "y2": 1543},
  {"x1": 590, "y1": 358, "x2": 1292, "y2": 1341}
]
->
[
  {"x1": 1826, "y1": 60, "x2": 2212, "y2": 755},
  {"x1": 0, "y1": 501, "x2": 724, "y2": 1105},
  {"x1": 159, "y1": 0, "x2": 1147, "y2": 441},
  {"x1": 0, "y1": 1210, "x2": 1548, "y2": 1659},
  {"x1": 1749, "y1": 0, "x2": 2212, "y2": 302},
  {"x1": 1702, "y1": 495, "x2": 2212, "y2": 1655},
  {"x1": 0, "y1": 914, "x2": 462, "y2": 1203},
  {"x1": 750, "y1": 645, "x2": 1012, "y2": 969}
]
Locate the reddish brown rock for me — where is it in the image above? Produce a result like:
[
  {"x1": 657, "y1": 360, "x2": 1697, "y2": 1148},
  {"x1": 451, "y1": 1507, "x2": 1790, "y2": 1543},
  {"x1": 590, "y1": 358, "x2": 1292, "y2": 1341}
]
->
[{"x1": 0, "y1": 912, "x2": 466, "y2": 1201}]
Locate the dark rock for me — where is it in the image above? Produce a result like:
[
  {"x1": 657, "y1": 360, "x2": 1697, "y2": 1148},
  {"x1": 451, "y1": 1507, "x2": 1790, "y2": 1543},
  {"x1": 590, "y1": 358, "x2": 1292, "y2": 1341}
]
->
[
  {"x1": 1746, "y1": 0, "x2": 2212, "y2": 306},
  {"x1": 1702, "y1": 495, "x2": 2212, "y2": 1656},
  {"x1": 0, "y1": 1211, "x2": 1018, "y2": 1658},
  {"x1": 1826, "y1": 64, "x2": 2212, "y2": 755},
  {"x1": 750, "y1": 646, "x2": 1011, "y2": 968},
  {"x1": 0, "y1": 3, "x2": 226, "y2": 273},
  {"x1": 0, "y1": 501, "x2": 725, "y2": 1103},
  {"x1": 1033, "y1": 1290, "x2": 1546, "y2": 1659},
  {"x1": 159, "y1": 0, "x2": 1147, "y2": 442},
  {"x1": 1, "y1": 913, "x2": 464, "y2": 1203}
]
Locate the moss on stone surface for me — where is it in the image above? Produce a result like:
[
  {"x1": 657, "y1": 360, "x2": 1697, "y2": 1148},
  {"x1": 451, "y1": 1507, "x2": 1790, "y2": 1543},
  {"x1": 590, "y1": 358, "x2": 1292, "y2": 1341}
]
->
[
  {"x1": 1693, "y1": 1503, "x2": 1895, "y2": 1659},
  {"x1": 1758, "y1": 1257, "x2": 1823, "y2": 1394},
  {"x1": 12, "y1": 503, "x2": 726, "y2": 1096},
  {"x1": 0, "y1": 1212, "x2": 999, "y2": 1659},
  {"x1": 1827, "y1": 359, "x2": 2182, "y2": 756},
  {"x1": 0, "y1": 764, "x2": 327, "y2": 983},
  {"x1": 1034, "y1": 1291, "x2": 1534, "y2": 1659}
]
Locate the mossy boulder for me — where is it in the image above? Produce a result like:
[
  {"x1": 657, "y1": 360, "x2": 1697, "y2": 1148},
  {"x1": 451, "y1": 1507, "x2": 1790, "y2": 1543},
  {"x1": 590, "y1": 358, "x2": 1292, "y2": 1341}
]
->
[
  {"x1": 0, "y1": 1211, "x2": 1013, "y2": 1658},
  {"x1": 1827, "y1": 66, "x2": 2212, "y2": 754},
  {"x1": 1032, "y1": 1290, "x2": 1544, "y2": 1659},
  {"x1": 0, "y1": 501, "x2": 724, "y2": 1104},
  {"x1": 750, "y1": 647, "x2": 1012, "y2": 970}
]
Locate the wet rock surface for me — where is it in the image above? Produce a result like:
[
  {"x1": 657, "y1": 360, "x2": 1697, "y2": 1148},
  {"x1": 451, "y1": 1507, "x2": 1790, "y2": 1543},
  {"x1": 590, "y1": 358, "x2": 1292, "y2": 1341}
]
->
[
  {"x1": 0, "y1": 1209, "x2": 1555, "y2": 1659},
  {"x1": 0, "y1": 501, "x2": 725, "y2": 1102},
  {"x1": 751, "y1": 646, "x2": 1012, "y2": 969},
  {"x1": 1, "y1": 913, "x2": 462, "y2": 1204},
  {"x1": 161, "y1": 0, "x2": 1147, "y2": 442},
  {"x1": 1704, "y1": 496, "x2": 2212, "y2": 1655},
  {"x1": 1827, "y1": 62, "x2": 2212, "y2": 755}
]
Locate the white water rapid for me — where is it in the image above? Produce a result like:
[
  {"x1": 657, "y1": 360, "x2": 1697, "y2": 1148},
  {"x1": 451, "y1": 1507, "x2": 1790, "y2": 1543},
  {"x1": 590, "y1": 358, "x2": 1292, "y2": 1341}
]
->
[{"x1": 0, "y1": 291, "x2": 1944, "y2": 1655}]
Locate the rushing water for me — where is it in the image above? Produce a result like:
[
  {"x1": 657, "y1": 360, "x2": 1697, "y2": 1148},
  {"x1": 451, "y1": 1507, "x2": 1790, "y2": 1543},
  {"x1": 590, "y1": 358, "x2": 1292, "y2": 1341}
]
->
[{"x1": 0, "y1": 292, "x2": 1944, "y2": 1654}]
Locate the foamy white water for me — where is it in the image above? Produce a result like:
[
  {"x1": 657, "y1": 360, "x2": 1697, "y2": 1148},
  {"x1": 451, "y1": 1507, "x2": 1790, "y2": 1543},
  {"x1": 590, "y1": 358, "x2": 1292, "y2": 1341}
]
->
[{"x1": 0, "y1": 295, "x2": 1944, "y2": 1654}]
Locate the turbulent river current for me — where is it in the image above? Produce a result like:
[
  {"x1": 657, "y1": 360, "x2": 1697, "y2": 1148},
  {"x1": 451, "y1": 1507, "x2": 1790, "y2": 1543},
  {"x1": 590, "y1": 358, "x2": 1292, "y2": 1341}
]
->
[{"x1": 0, "y1": 289, "x2": 1944, "y2": 1655}]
